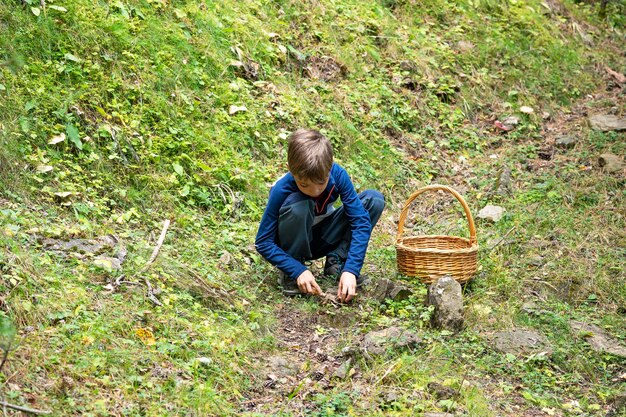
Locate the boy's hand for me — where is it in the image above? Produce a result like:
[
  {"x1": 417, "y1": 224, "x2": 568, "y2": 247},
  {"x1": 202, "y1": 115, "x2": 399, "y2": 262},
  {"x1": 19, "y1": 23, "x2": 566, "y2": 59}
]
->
[
  {"x1": 297, "y1": 270, "x2": 322, "y2": 296},
  {"x1": 337, "y1": 272, "x2": 357, "y2": 303}
]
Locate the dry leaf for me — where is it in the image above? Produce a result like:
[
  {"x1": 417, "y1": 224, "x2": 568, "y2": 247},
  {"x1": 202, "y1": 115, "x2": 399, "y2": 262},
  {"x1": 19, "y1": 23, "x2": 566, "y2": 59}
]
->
[
  {"x1": 36, "y1": 165, "x2": 54, "y2": 173},
  {"x1": 520, "y1": 106, "x2": 534, "y2": 114},
  {"x1": 136, "y1": 328, "x2": 156, "y2": 346},
  {"x1": 229, "y1": 105, "x2": 247, "y2": 115},
  {"x1": 605, "y1": 66, "x2": 626, "y2": 84},
  {"x1": 48, "y1": 133, "x2": 66, "y2": 144}
]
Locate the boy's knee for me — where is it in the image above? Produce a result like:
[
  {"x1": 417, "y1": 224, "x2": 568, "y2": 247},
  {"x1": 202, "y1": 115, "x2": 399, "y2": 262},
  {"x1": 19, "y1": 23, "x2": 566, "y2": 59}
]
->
[
  {"x1": 360, "y1": 189, "x2": 385, "y2": 211},
  {"x1": 280, "y1": 196, "x2": 314, "y2": 221}
]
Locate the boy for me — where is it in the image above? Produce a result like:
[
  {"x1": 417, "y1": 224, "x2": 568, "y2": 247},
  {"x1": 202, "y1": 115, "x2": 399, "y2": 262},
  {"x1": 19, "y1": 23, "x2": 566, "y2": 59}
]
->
[{"x1": 255, "y1": 129, "x2": 385, "y2": 303}]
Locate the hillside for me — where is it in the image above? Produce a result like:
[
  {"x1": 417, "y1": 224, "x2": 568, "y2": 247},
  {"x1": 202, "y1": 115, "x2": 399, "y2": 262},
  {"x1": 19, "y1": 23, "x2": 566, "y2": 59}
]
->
[{"x1": 0, "y1": 0, "x2": 625, "y2": 416}]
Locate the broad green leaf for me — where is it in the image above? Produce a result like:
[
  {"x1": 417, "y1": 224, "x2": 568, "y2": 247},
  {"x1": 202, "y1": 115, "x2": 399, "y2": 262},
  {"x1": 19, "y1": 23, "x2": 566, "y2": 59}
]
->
[
  {"x1": 0, "y1": 84, "x2": 5, "y2": 91},
  {"x1": 31, "y1": 7, "x2": 40, "y2": 16},
  {"x1": 66, "y1": 124, "x2": 83, "y2": 150},
  {"x1": 49, "y1": 5, "x2": 67, "y2": 12},
  {"x1": 172, "y1": 163, "x2": 184, "y2": 176},
  {"x1": 0, "y1": 315, "x2": 16, "y2": 352},
  {"x1": 179, "y1": 185, "x2": 190, "y2": 197}
]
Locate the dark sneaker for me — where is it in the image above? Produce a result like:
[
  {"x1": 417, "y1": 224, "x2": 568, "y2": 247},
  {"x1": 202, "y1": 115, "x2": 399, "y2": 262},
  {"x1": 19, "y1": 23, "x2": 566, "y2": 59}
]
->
[
  {"x1": 277, "y1": 270, "x2": 302, "y2": 296},
  {"x1": 323, "y1": 252, "x2": 344, "y2": 277}
]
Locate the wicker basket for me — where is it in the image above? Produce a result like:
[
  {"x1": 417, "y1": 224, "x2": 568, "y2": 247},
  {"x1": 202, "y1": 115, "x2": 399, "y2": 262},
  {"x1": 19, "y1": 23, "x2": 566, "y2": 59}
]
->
[{"x1": 396, "y1": 184, "x2": 478, "y2": 284}]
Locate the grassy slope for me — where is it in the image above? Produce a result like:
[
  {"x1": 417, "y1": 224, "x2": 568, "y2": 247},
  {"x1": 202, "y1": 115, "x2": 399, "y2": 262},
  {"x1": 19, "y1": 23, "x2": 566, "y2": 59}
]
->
[{"x1": 0, "y1": 0, "x2": 625, "y2": 415}]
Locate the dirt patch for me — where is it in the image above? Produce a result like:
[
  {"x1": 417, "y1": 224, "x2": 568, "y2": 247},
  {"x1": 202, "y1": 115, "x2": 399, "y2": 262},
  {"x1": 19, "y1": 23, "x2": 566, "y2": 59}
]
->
[
  {"x1": 240, "y1": 301, "x2": 357, "y2": 414},
  {"x1": 305, "y1": 56, "x2": 346, "y2": 82}
]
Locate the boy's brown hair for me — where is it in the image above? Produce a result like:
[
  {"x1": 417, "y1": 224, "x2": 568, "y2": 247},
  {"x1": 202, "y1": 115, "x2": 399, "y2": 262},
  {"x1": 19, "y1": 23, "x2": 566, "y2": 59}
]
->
[{"x1": 287, "y1": 129, "x2": 333, "y2": 183}]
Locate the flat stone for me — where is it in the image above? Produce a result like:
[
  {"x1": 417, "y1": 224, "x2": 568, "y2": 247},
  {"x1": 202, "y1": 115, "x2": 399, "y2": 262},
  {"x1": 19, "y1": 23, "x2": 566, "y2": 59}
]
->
[
  {"x1": 589, "y1": 114, "x2": 626, "y2": 131},
  {"x1": 570, "y1": 321, "x2": 626, "y2": 358},
  {"x1": 361, "y1": 326, "x2": 421, "y2": 356},
  {"x1": 555, "y1": 135, "x2": 577, "y2": 149},
  {"x1": 598, "y1": 153, "x2": 625, "y2": 173},
  {"x1": 492, "y1": 329, "x2": 553, "y2": 356},
  {"x1": 478, "y1": 205, "x2": 505, "y2": 222}
]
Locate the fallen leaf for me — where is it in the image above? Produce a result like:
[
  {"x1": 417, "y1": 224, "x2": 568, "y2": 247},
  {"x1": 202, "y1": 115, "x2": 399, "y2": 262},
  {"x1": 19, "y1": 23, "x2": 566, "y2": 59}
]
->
[
  {"x1": 493, "y1": 120, "x2": 512, "y2": 132},
  {"x1": 605, "y1": 66, "x2": 626, "y2": 84},
  {"x1": 48, "y1": 133, "x2": 66, "y2": 144},
  {"x1": 229, "y1": 105, "x2": 247, "y2": 115},
  {"x1": 520, "y1": 106, "x2": 534, "y2": 114},
  {"x1": 136, "y1": 328, "x2": 156, "y2": 346},
  {"x1": 54, "y1": 191, "x2": 73, "y2": 199},
  {"x1": 36, "y1": 165, "x2": 54, "y2": 173}
]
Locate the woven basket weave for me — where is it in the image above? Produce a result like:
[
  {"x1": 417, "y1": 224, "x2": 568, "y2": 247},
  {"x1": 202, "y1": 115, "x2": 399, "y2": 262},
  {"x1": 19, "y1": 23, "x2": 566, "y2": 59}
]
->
[{"x1": 396, "y1": 185, "x2": 479, "y2": 284}]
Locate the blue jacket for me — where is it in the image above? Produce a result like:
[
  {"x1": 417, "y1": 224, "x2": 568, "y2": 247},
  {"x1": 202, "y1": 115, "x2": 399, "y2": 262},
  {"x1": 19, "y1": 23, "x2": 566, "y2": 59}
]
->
[{"x1": 255, "y1": 163, "x2": 372, "y2": 280}]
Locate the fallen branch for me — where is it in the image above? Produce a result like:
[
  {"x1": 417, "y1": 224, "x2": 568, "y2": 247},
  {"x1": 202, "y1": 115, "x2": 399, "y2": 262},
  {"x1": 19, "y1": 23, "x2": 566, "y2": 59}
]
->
[
  {"x1": 111, "y1": 220, "x2": 170, "y2": 306},
  {"x1": 0, "y1": 400, "x2": 50, "y2": 415}
]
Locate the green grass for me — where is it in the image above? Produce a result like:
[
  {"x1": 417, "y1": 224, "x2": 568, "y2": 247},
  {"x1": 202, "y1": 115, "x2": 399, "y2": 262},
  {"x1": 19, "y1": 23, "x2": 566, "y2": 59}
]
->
[{"x1": 1, "y1": 0, "x2": 625, "y2": 415}]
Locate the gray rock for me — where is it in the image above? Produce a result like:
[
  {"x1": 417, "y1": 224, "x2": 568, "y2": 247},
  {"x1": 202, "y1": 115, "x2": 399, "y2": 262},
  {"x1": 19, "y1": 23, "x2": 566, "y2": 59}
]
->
[
  {"x1": 267, "y1": 355, "x2": 297, "y2": 377},
  {"x1": 555, "y1": 135, "x2": 577, "y2": 149},
  {"x1": 598, "y1": 153, "x2": 625, "y2": 173},
  {"x1": 478, "y1": 205, "x2": 505, "y2": 222},
  {"x1": 570, "y1": 321, "x2": 626, "y2": 358},
  {"x1": 367, "y1": 278, "x2": 413, "y2": 303},
  {"x1": 361, "y1": 326, "x2": 421, "y2": 356},
  {"x1": 332, "y1": 358, "x2": 352, "y2": 380},
  {"x1": 502, "y1": 116, "x2": 520, "y2": 127},
  {"x1": 495, "y1": 167, "x2": 512, "y2": 196},
  {"x1": 428, "y1": 276, "x2": 464, "y2": 332},
  {"x1": 492, "y1": 329, "x2": 553, "y2": 356},
  {"x1": 589, "y1": 114, "x2": 626, "y2": 131},
  {"x1": 427, "y1": 382, "x2": 458, "y2": 399}
]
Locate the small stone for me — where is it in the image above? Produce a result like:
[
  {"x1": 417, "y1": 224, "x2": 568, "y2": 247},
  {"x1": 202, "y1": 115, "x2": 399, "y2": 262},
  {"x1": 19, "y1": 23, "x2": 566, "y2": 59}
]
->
[
  {"x1": 555, "y1": 135, "x2": 577, "y2": 149},
  {"x1": 502, "y1": 115, "x2": 520, "y2": 127},
  {"x1": 427, "y1": 276, "x2": 464, "y2": 332},
  {"x1": 598, "y1": 153, "x2": 625, "y2": 173},
  {"x1": 332, "y1": 358, "x2": 352, "y2": 380},
  {"x1": 478, "y1": 205, "x2": 506, "y2": 222},
  {"x1": 196, "y1": 357, "x2": 213, "y2": 365},
  {"x1": 427, "y1": 382, "x2": 459, "y2": 400},
  {"x1": 589, "y1": 114, "x2": 626, "y2": 131}
]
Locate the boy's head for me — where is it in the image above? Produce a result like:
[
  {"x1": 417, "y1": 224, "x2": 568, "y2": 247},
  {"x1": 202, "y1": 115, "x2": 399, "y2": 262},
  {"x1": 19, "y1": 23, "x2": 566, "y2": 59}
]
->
[
  {"x1": 287, "y1": 129, "x2": 333, "y2": 182},
  {"x1": 287, "y1": 129, "x2": 333, "y2": 198}
]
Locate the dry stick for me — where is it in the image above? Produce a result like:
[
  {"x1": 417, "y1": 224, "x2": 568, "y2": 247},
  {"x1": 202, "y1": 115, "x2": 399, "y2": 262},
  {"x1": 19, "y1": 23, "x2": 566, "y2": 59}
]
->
[
  {"x1": 486, "y1": 226, "x2": 517, "y2": 253},
  {"x1": 139, "y1": 219, "x2": 170, "y2": 306},
  {"x1": 0, "y1": 401, "x2": 50, "y2": 415},
  {"x1": 113, "y1": 220, "x2": 170, "y2": 305}
]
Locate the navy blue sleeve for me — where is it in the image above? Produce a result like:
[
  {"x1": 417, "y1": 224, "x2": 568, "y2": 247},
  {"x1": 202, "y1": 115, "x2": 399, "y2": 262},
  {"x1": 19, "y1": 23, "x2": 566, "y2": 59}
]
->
[
  {"x1": 254, "y1": 179, "x2": 307, "y2": 280},
  {"x1": 335, "y1": 166, "x2": 372, "y2": 277}
]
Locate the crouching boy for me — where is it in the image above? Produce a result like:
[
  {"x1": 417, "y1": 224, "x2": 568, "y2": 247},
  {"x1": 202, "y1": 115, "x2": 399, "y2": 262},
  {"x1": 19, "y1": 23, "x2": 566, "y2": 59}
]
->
[{"x1": 255, "y1": 129, "x2": 385, "y2": 303}]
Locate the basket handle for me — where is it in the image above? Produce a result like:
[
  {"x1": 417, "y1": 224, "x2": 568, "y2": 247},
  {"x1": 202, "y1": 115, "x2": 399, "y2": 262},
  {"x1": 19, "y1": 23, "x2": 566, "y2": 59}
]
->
[{"x1": 396, "y1": 184, "x2": 477, "y2": 245}]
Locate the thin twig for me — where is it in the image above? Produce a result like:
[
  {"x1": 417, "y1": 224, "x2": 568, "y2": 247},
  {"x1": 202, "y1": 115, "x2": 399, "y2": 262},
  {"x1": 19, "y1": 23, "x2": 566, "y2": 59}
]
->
[
  {"x1": 0, "y1": 401, "x2": 50, "y2": 415},
  {"x1": 141, "y1": 220, "x2": 170, "y2": 306},
  {"x1": 374, "y1": 360, "x2": 398, "y2": 385},
  {"x1": 487, "y1": 226, "x2": 517, "y2": 253}
]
